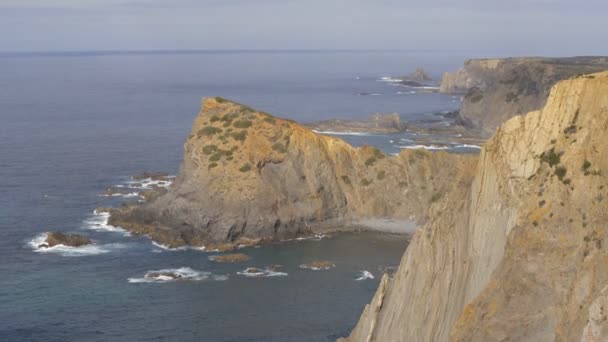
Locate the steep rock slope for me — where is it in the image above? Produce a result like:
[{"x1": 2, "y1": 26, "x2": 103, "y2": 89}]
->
[
  {"x1": 440, "y1": 57, "x2": 608, "y2": 136},
  {"x1": 343, "y1": 72, "x2": 608, "y2": 341},
  {"x1": 110, "y1": 98, "x2": 476, "y2": 249}
]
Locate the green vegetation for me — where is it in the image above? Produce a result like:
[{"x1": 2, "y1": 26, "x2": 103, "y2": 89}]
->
[
  {"x1": 214, "y1": 96, "x2": 227, "y2": 103},
  {"x1": 272, "y1": 143, "x2": 287, "y2": 153},
  {"x1": 540, "y1": 148, "x2": 562, "y2": 167},
  {"x1": 377, "y1": 170, "x2": 386, "y2": 180},
  {"x1": 210, "y1": 115, "x2": 220, "y2": 122},
  {"x1": 469, "y1": 94, "x2": 483, "y2": 103},
  {"x1": 239, "y1": 164, "x2": 252, "y2": 172},
  {"x1": 341, "y1": 175, "x2": 351, "y2": 185},
  {"x1": 233, "y1": 120, "x2": 253, "y2": 129},
  {"x1": 365, "y1": 157, "x2": 377, "y2": 167},
  {"x1": 208, "y1": 162, "x2": 218, "y2": 169},
  {"x1": 198, "y1": 126, "x2": 222, "y2": 137},
  {"x1": 583, "y1": 160, "x2": 592, "y2": 171},
  {"x1": 554, "y1": 166, "x2": 567, "y2": 181},
  {"x1": 209, "y1": 153, "x2": 222, "y2": 162},
  {"x1": 223, "y1": 120, "x2": 232, "y2": 127},
  {"x1": 361, "y1": 178, "x2": 372, "y2": 186},
  {"x1": 430, "y1": 192, "x2": 443, "y2": 203},
  {"x1": 231, "y1": 130, "x2": 247, "y2": 142},
  {"x1": 263, "y1": 116, "x2": 276, "y2": 124},
  {"x1": 202, "y1": 145, "x2": 218, "y2": 155}
]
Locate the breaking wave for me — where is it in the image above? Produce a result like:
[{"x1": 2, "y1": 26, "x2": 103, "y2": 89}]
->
[
  {"x1": 355, "y1": 270, "x2": 375, "y2": 281},
  {"x1": 27, "y1": 233, "x2": 123, "y2": 257},
  {"x1": 128, "y1": 267, "x2": 228, "y2": 283}
]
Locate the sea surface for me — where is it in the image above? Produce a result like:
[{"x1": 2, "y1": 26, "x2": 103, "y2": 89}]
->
[{"x1": 1, "y1": 50, "x2": 469, "y2": 341}]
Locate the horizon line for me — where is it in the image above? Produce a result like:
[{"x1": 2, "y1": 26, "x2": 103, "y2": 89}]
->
[{"x1": 0, "y1": 48, "x2": 472, "y2": 58}]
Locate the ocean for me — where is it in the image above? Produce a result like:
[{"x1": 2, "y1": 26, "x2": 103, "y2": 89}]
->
[{"x1": 0, "y1": 50, "x2": 468, "y2": 341}]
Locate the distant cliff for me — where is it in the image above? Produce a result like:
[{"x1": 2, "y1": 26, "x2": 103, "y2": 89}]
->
[
  {"x1": 440, "y1": 57, "x2": 608, "y2": 136},
  {"x1": 342, "y1": 72, "x2": 608, "y2": 341},
  {"x1": 109, "y1": 97, "x2": 476, "y2": 250}
]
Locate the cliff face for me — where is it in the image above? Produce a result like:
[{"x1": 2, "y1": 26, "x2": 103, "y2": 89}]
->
[
  {"x1": 440, "y1": 57, "x2": 608, "y2": 136},
  {"x1": 343, "y1": 72, "x2": 608, "y2": 341},
  {"x1": 110, "y1": 97, "x2": 476, "y2": 249}
]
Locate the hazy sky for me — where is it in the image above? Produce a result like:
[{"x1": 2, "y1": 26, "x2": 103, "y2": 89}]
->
[{"x1": 1, "y1": 0, "x2": 607, "y2": 55}]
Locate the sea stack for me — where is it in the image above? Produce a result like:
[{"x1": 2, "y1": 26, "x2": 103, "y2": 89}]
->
[{"x1": 109, "y1": 97, "x2": 476, "y2": 250}]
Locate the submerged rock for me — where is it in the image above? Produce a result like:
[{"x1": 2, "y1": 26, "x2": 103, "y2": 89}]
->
[
  {"x1": 132, "y1": 172, "x2": 170, "y2": 181},
  {"x1": 299, "y1": 261, "x2": 335, "y2": 270},
  {"x1": 209, "y1": 253, "x2": 251, "y2": 263},
  {"x1": 38, "y1": 232, "x2": 92, "y2": 248}
]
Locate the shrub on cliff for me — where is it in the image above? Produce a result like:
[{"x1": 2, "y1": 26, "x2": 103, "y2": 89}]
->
[
  {"x1": 231, "y1": 130, "x2": 247, "y2": 142},
  {"x1": 233, "y1": 120, "x2": 252, "y2": 128},
  {"x1": 239, "y1": 164, "x2": 252, "y2": 172},
  {"x1": 198, "y1": 126, "x2": 222, "y2": 137}
]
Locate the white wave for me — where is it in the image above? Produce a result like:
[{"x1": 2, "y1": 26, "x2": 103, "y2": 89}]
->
[
  {"x1": 400, "y1": 144, "x2": 451, "y2": 151},
  {"x1": 27, "y1": 233, "x2": 122, "y2": 257},
  {"x1": 356, "y1": 270, "x2": 375, "y2": 281},
  {"x1": 151, "y1": 241, "x2": 208, "y2": 252},
  {"x1": 312, "y1": 130, "x2": 373, "y2": 136},
  {"x1": 237, "y1": 267, "x2": 288, "y2": 278},
  {"x1": 455, "y1": 144, "x2": 482, "y2": 150},
  {"x1": 295, "y1": 234, "x2": 326, "y2": 241},
  {"x1": 299, "y1": 262, "x2": 336, "y2": 271},
  {"x1": 128, "y1": 267, "x2": 228, "y2": 283},
  {"x1": 377, "y1": 76, "x2": 403, "y2": 83},
  {"x1": 84, "y1": 210, "x2": 129, "y2": 235},
  {"x1": 126, "y1": 176, "x2": 175, "y2": 190}
]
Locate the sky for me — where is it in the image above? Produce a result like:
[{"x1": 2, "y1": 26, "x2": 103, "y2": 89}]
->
[{"x1": 1, "y1": 0, "x2": 607, "y2": 56}]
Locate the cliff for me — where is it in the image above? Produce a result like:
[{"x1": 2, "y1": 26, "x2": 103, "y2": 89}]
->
[
  {"x1": 440, "y1": 57, "x2": 608, "y2": 136},
  {"x1": 109, "y1": 97, "x2": 476, "y2": 249},
  {"x1": 342, "y1": 72, "x2": 608, "y2": 341}
]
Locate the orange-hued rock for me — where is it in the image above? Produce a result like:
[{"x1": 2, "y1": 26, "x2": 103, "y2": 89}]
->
[
  {"x1": 109, "y1": 97, "x2": 476, "y2": 249},
  {"x1": 342, "y1": 72, "x2": 608, "y2": 341},
  {"x1": 440, "y1": 57, "x2": 608, "y2": 136}
]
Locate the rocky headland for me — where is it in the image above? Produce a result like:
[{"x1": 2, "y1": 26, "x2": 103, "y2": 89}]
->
[
  {"x1": 108, "y1": 97, "x2": 477, "y2": 250},
  {"x1": 309, "y1": 113, "x2": 406, "y2": 134},
  {"x1": 440, "y1": 57, "x2": 608, "y2": 136},
  {"x1": 342, "y1": 72, "x2": 608, "y2": 341}
]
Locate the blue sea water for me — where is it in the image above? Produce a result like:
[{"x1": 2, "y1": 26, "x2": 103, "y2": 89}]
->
[{"x1": 0, "y1": 50, "x2": 468, "y2": 341}]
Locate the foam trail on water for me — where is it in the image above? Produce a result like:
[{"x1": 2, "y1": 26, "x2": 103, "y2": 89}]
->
[{"x1": 237, "y1": 267, "x2": 288, "y2": 278}]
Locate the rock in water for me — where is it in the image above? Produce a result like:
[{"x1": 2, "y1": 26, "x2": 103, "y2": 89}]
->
[
  {"x1": 439, "y1": 57, "x2": 608, "y2": 136},
  {"x1": 109, "y1": 97, "x2": 476, "y2": 250},
  {"x1": 342, "y1": 72, "x2": 608, "y2": 341},
  {"x1": 39, "y1": 232, "x2": 92, "y2": 248},
  {"x1": 209, "y1": 253, "x2": 251, "y2": 263}
]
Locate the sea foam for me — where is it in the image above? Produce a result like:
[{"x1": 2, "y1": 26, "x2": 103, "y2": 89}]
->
[
  {"x1": 27, "y1": 233, "x2": 122, "y2": 257},
  {"x1": 128, "y1": 267, "x2": 228, "y2": 283},
  {"x1": 356, "y1": 270, "x2": 375, "y2": 281}
]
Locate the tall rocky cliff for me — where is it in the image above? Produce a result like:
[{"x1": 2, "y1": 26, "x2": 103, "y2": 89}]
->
[
  {"x1": 342, "y1": 72, "x2": 608, "y2": 341},
  {"x1": 110, "y1": 97, "x2": 476, "y2": 249},
  {"x1": 440, "y1": 57, "x2": 608, "y2": 137}
]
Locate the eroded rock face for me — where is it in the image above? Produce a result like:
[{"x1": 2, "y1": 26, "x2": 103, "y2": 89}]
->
[
  {"x1": 342, "y1": 72, "x2": 608, "y2": 341},
  {"x1": 39, "y1": 232, "x2": 92, "y2": 248},
  {"x1": 440, "y1": 57, "x2": 608, "y2": 136},
  {"x1": 109, "y1": 97, "x2": 477, "y2": 249}
]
